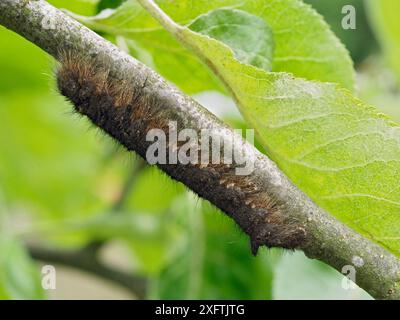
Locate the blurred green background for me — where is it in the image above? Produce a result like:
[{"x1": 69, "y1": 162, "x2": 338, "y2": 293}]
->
[{"x1": 0, "y1": 0, "x2": 399, "y2": 299}]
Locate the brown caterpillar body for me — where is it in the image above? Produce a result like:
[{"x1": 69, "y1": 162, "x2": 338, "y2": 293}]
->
[{"x1": 56, "y1": 53, "x2": 307, "y2": 255}]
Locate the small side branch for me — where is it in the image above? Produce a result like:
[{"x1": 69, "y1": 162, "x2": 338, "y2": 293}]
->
[{"x1": 28, "y1": 244, "x2": 147, "y2": 299}]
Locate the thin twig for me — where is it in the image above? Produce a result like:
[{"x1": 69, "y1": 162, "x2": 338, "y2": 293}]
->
[{"x1": 28, "y1": 244, "x2": 148, "y2": 299}]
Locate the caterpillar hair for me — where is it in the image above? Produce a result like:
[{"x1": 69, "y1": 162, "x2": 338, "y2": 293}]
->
[{"x1": 56, "y1": 51, "x2": 307, "y2": 255}]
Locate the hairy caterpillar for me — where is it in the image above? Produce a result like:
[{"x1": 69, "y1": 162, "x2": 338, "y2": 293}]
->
[{"x1": 56, "y1": 52, "x2": 307, "y2": 254}]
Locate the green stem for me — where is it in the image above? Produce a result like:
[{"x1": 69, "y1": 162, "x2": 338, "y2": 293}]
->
[{"x1": 136, "y1": 0, "x2": 182, "y2": 36}]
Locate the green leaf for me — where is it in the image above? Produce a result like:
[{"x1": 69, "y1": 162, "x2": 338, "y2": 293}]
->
[
  {"x1": 0, "y1": 93, "x2": 108, "y2": 224},
  {"x1": 305, "y1": 0, "x2": 377, "y2": 64},
  {"x1": 127, "y1": 166, "x2": 185, "y2": 213},
  {"x1": 67, "y1": 0, "x2": 355, "y2": 93},
  {"x1": 153, "y1": 201, "x2": 277, "y2": 299},
  {"x1": 97, "y1": 0, "x2": 125, "y2": 12},
  {"x1": 273, "y1": 251, "x2": 371, "y2": 299},
  {"x1": 136, "y1": 1, "x2": 400, "y2": 256},
  {"x1": 0, "y1": 235, "x2": 45, "y2": 300},
  {"x1": 0, "y1": 28, "x2": 50, "y2": 92},
  {"x1": 366, "y1": 0, "x2": 400, "y2": 82},
  {"x1": 47, "y1": 0, "x2": 99, "y2": 15},
  {"x1": 189, "y1": 9, "x2": 274, "y2": 72}
]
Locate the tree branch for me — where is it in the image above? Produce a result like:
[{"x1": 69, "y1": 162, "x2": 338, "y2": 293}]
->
[
  {"x1": 1, "y1": 0, "x2": 400, "y2": 299},
  {"x1": 28, "y1": 244, "x2": 147, "y2": 299}
]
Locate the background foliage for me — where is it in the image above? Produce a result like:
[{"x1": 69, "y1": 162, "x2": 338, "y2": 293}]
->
[{"x1": 0, "y1": 0, "x2": 399, "y2": 299}]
